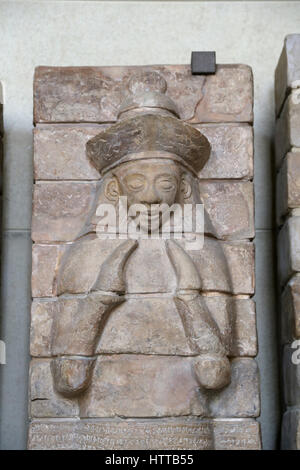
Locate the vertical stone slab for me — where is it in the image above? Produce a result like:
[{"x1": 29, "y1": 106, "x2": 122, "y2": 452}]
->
[
  {"x1": 30, "y1": 64, "x2": 258, "y2": 450},
  {"x1": 275, "y1": 36, "x2": 300, "y2": 449}
]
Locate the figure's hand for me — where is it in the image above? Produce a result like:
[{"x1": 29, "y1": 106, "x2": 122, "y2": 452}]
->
[
  {"x1": 92, "y1": 239, "x2": 138, "y2": 294},
  {"x1": 51, "y1": 357, "x2": 96, "y2": 397},
  {"x1": 166, "y1": 239, "x2": 201, "y2": 297},
  {"x1": 193, "y1": 354, "x2": 231, "y2": 390}
]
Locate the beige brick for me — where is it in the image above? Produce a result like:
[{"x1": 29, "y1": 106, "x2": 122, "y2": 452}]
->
[
  {"x1": 281, "y1": 274, "x2": 300, "y2": 342},
  {"x1": 34, "y1": 65, "x2": 253, "y2": 124},
  {"x1": 281, "y1": 409, "x2": 300, "y2": 449},
  {"x1": 275, "y1": 34, "x2": 300, "y2": 116},
  {"x1": 31, "y1": 238, "x2": 254, "y2": 297},
  {"x1": 275, "y1": 91, "x2": 300, "y2": 168},
  {"x1": 32, "y1": 182, "x2": 99, "y2": 242},
  {"x1": 29, "y1": 359, "x2": 79, "y2": 418},
  {"x1": 278, "y1": 216, "x2": 300, "y2": 286},
  {"x1": 29, "y1": 357, "x2": 259, "y2": 419},
  {"x1": 34, "y1": 127, "x2": 104, "y2": 180},
  {"x1": 282, "y1": 344, "x2": 300, "y2": 407},
  {"x1": 32, "y1": 180, "x2": 254, "y2": 243},
  {"x1": 277, "y1": 152, "x2": 300, "y2": 223},
  {"x1": 199, "y1": 181, "x2": 254, "y2": 240},
  {"x1": 197, "y1": 124, "x2": 253, "y2": 180},
  {"x1": 30, "y1": 296, "x2": 257, "y2": 358},
  {"x1": 32, "y1": 244, "x2": 65, "y2": 297},
  {"x1": 34, "y1": 124, "x2": 253, "y2": 181},
  {"x1": 28, "y1": 418, "x2": 261, "y2": 450}
]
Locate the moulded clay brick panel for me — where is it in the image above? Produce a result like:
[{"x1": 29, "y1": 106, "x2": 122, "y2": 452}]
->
[
  {"x1": 33, "y1": 124, "x2": 253, "y2": 181},
  {"x1": 29, "y1": 357, "x2": 260, "y2": 419},
  {"x1": 31, "y1": 181, "x2": 254, "y2": 242},
  {"x1": 28, "y1": 418, "x2": 262, "y2": 450},
  {"x1": 31, "y1": 238, "x2": 255, "y2": 297},
  {"x1": 33, "y1": 65, "x2": 253, "y2": 124},
  {"x1": 30, "y1": 296, "x2": 257, "y2": 358}
]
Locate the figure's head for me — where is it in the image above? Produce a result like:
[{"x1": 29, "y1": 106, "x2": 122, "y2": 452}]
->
[
  {"x1": 105, "y1": 159, "x2": 191, "y2": 207},
  {"x1": 104, "y1": 156, "x2": 192, "y2": 232}
]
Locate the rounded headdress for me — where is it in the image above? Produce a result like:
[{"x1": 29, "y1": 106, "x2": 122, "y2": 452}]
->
[{"x1": 86, "y1": 71, "x2": 211, "y2": 175}]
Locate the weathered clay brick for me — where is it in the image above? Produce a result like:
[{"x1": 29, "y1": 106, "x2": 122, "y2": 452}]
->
[
  {"x1": 32, "y1": 238, "x2": 254, "y2": 297},
  {"x1": 32, "y1": 181, "x2": 254, "y2": 243},
  {"x1": 278, "y1": 216, "x2": 300, "y2": 286},
  {"x1": 29, "y1": 357, "x2": 259, "y2": 419},
  {"x1": 34, "y1": 65, "x2": 253, "y2": 124},
  {"x1": 281, "y1": 274, "x2": 300, "y2": 343},
  {"x1": 33, "y1": 127, "x2": 104, "y2": 180},
  {"x1": 32, "y1": 244, "x2": 65, "y2": 298},
  {"x1": 199, "y1": 181, "x2": 254, "y2": 240},
  {"x1": 281, "y1": 409, "x2": 300, "y2": 449},
  {"x1": 277, "y1": 151, "x2": 300, "y2": 223},
  {"x1": 275, "y1": 34, "x2": 300, "y2": 116},
  {"x1": 34, "y1": 124, "x2": 253, "y2": 181},
  {"x1": 28, "y1": 418, "x2": 261, "y2": 450},
  {"x1": 30, "y1": 296, "x2": 257, "y2": 358},
  {"x1": 30, "y1": 300, "x2": 56, "y2": 356},
  {"x1": 32, "y1": 182, "x2": 99, "y2": 242},
  {"x1": 29, "y1": 360, "x2": 79, "y2": 418},
  {"x1": 283, "y1": 344, "x2": 300, "y2": 407},
  {"x1": 275, "y1": 91, "x2": 300, "y2": 168},
  {"x1": 197, "y1": 124, "x2": 253, "y2": 180}
]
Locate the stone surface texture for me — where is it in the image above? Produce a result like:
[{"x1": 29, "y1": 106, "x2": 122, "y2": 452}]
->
[
  {"x1": 34, "y1": 65, "x2": 253, "y2": 124},
  {"x1": 30, "y1": 64, "x2": 258, "y2": 449},
  {"x1": 275, "y1": 36, "x2": 300, "y2": 449},
  {"x1": 275, "y1": 34, "x2": 300, "y2": 116}
]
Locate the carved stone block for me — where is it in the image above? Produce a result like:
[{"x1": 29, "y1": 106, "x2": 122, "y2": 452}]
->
[
  {"x1": 34, "y1": 65, "x2": 253, "y2": 124},
  {"x1": 32, "y1": 182, "x2": 99, "y2": 242},
  {"x1": 28, "y1": 418, "x2": 261, "y2": 450},
  {"x1": 283, "y1": 344, "x2": 300, "y2": 407},
  {"x1": 277, "y1": 151, "x2": 300, "y2": 224},
  {"x1": 281, "y1": 274, "x2": 300, "y2": 343},
  {"x1": 278, "y1": 216, "x2": 300, "y2": 286},
  {"x1": 32, "y1": 181, "x2": 253, "y2": 242},
  {"x1": 31, "y1": 244, "x2": 64, "y2": 298},
  {"x1": 31, "y1": 238, "x2": 254, "y2": 297},
  {"x1": 30, "y1": 296, "x2": 257, "y2": 358},
  {"x1": 275, "y1": 91, "x2": 300, "y2": 168},
  {"x1": 33, "y1": 127, "x2": 103, "y2": 180},
  {"x1": 29, "y1": 357, "x2": 259, "y2": 419},
  {"x1": 34, "y1": 124, "x2": 253, "y2": 181},
  {"x1": 281, "y1": 409, "x2": 300, "y2": 450},
  {"x1": 199, "y1": 181, "x2": 254, "y2": 240},
  {"x1": 275, "y1": 34, "x2": 300, "y2": 116},
  {"x1": 197, "y1": 124, "x2": 253, "y2": 180},
  {"x1": 29, "y1": 360, "x2": 79, "y2": 418}
]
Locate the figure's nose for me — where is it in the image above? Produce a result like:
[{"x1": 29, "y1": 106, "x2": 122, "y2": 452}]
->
[{"x1": 142, "y1": 185, "x2": 161, "y2": 205}]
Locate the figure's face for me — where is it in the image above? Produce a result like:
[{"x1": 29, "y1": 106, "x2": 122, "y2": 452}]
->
[
  {"x1": 114, "y1": 159, "x2": 181, "y2": 207},
  {"x1": 105, "y1": 158, "x2": 192, "y2": 233}
]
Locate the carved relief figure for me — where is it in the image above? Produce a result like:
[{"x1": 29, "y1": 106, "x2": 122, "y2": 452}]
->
[{"x1": 50, "y1": 72, "x2": 231, "y2": 417}]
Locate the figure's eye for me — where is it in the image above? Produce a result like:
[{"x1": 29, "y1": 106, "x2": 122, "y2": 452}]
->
[
  {"x1": 125, "y1": 174, "x2": 146, "y2": 192},
  {"x1": 156, "y1": 177, "x2": 177, "y2": 192}
]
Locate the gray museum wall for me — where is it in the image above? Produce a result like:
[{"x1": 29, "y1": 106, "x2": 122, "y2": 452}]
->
[{"x1": 0, "y1": 0, "x2": 299, "y2": 450}]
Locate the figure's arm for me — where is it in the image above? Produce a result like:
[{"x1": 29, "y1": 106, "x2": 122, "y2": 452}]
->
[
  {"x1": 51, "y1": 239, "x2": 138, "y2": 397},
  {"x1": 166, "y1": 239, "x2": 230, "y2": 390}
]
